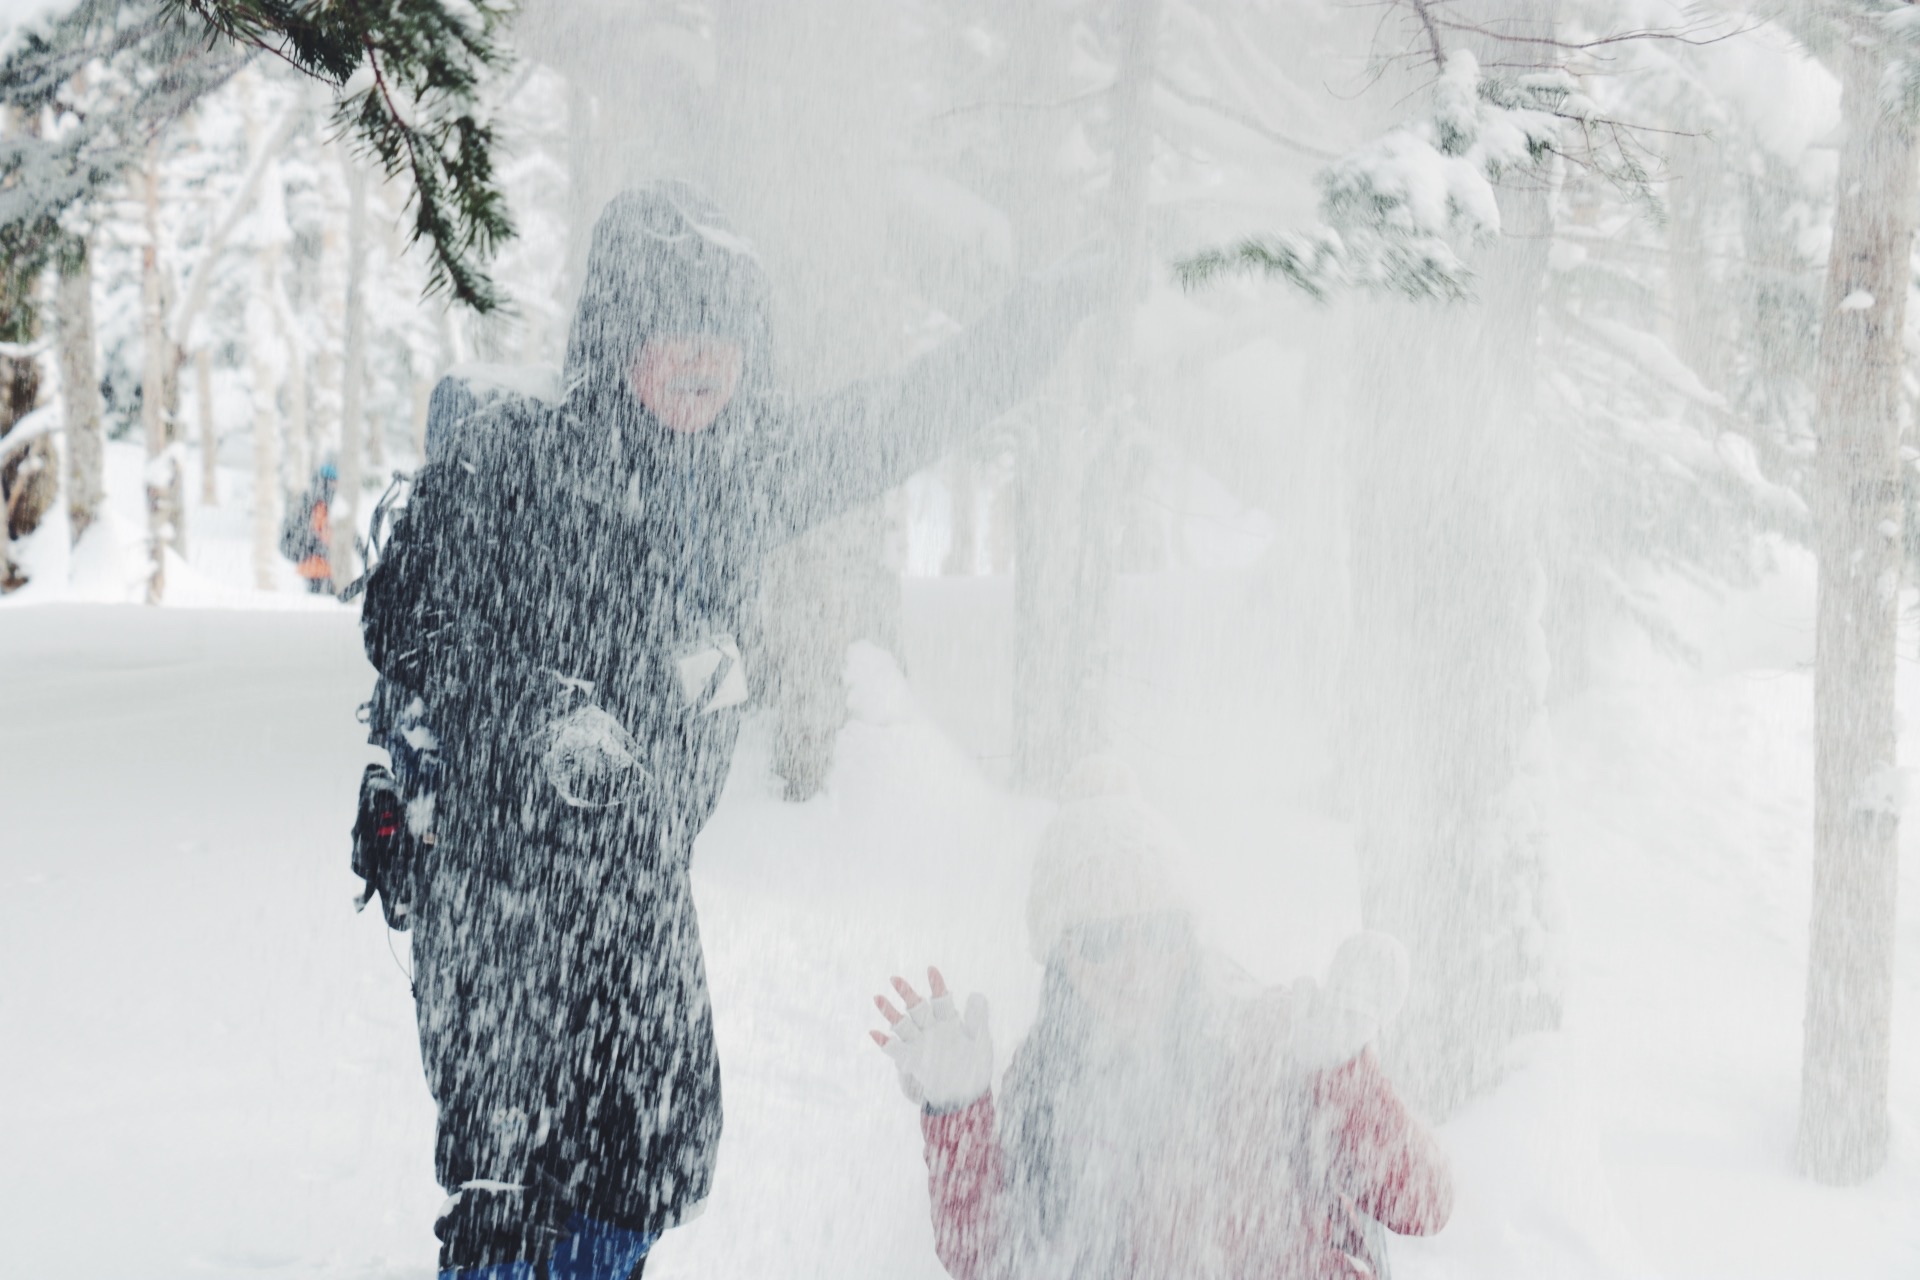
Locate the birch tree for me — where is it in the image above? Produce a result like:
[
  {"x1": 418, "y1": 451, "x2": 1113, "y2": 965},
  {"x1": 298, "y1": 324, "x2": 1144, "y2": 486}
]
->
[
  {"x1": 1036, "y1": 0, "x2": 1165, "y2": 786},
  {"x1": 0, "y1": 301, "x2": 51, "y2": 590},
  {"x1": 331, "y1": 155, "x2": 369, "y2": 592},
  {"x1": 56, "y1": 240, "x2": 104, "y2": 541},
  {"x1": 140, "y1": 141, "x2": 175, "y2": 601},
  {"x1": 998, "y1": 0, "x2": 1126, "y2": 791},
  {"x1": 1796, "y1": 1, "x2": 1917, "y2": 1184}
]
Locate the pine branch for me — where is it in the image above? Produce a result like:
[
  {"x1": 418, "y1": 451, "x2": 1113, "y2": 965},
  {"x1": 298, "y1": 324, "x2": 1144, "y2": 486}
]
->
[
  {"x1": 159, "y1": 0, "x2": 518, "y2": 312},
  {"x1": 1175, "y1": 236, "x2": 1339, "y2": 300}
]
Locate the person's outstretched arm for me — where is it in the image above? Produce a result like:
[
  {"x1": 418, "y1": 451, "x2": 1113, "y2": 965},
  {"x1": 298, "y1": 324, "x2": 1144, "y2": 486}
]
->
[
  {"x1": 766, "y1": 255, "x2": 1106, "y2": 543},
  {"x1": 921, "y1": 1092, "x2": 1006, "y2": 1280},
  {"x1": 873, "y1": 968, "x2": 1007, "y2": 1280},
  {"x1": 1311, "y1": 1047, "x2": 1454, "y2": 1236}
]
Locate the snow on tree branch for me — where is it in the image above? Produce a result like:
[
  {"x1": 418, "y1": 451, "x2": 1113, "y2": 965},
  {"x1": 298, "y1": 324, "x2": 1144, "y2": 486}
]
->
[
  {"x1": 1175, "y1": 9, "x2": 1692, "y2": 305},
  {"x1": 1176, "y1": 50, "x2": 1559, "y2": 301},
  {"x1": 164, "y1": 0, "x2": 516, "y2": 313},
  {"x1": 0, "y1": 0, "x2": 515, "y2": 317}
]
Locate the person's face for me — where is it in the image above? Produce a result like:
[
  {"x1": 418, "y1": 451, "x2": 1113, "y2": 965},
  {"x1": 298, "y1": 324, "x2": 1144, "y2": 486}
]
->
[
  {"x1": 631, "y1": 335, "x2": 744, "y2": 433},
  {"x1": 1059, "y1": 913, "x2": 1194, "y2": 1037}
]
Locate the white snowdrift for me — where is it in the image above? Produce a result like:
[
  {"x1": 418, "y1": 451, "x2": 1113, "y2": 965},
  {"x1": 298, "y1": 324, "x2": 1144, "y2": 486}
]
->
[{"x1": 1, "y1": 566, "x2": 1917, "y2": 1278}]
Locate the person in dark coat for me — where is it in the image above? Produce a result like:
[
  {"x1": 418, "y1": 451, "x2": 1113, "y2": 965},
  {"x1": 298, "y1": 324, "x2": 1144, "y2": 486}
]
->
[{"x1": 360, "y1": 181, "x2": 1102, "y2": 1280}]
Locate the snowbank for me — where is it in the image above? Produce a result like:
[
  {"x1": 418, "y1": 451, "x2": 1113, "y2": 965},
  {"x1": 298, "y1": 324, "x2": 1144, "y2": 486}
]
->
[{"x1": 4, "y1": 558, "x2": 1918, "y2": 1278}]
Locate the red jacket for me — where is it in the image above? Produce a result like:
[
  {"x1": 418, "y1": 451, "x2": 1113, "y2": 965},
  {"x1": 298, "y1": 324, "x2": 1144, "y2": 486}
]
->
[{"x1": 919, "y1": 1045, "x2": 1451, "y2": 1280}]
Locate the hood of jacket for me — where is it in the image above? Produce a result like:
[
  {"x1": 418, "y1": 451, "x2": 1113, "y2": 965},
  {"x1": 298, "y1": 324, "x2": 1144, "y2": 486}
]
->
[
  {"x1": 563, "y1": 181, "x2": 774, "y2": 469},
  {"x1": 541, "y1": 183, "x2": 779, "y2": 628}
]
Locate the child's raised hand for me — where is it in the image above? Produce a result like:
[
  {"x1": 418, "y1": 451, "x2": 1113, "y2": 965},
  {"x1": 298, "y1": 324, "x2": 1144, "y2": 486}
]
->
[{"x1": 870, "y1": 966, "x2": 994, "y2": 1110}]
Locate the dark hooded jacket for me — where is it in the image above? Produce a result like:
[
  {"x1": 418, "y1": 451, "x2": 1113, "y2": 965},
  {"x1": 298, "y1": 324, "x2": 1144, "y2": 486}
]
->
[
  {"x1": 360, "y1": 182, "x2": 1098, "y2": 1257},
  {"x1": 366, "y1": 183, "x2": 1094, "y2": 842}
]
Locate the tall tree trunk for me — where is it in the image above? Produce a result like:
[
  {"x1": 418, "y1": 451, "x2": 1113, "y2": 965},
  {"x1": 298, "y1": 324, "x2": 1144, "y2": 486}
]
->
[
  {"x1": 251, "y1": 240, "x2": 284, "y2": 590},
  {"x1": 331, "y1": 157, "x2": 368, "y2": 592},
  {"x1": 1347, "y1": 11, "x2": 1563, "y2": 1118},
  {"x1": 987, "y1": 467, "x2": 1015, "y2": 575},
  {"x1": 311, "y1": 220, "x2": 342, "y2": 487},
  {"x1": 0, "y1": 108, "x2": 52, "y2": 589},
  {"x1": 0, "y1": 324, "x2": 50, "y2": 591},
  {"x1": 162, "y1": 282, "x2": 187, "y2": 559},
  {"x1": 279, "y1": 284, "x2": 311, "y2": 489},
  {"x1": 944, "y1": 452, "x2": 978, "y2": 576},
  {"x1": 1797, "y1": 26, "x2": 1916, "y2": 1185},
  {"x1": 410, "y1": 355, "x2": 432, "y2": 459},
  {"x1": 141, "y1": 142, "x2": 173, "y2": 603},
  {"x1": 365, "y1": 189, "x2": 387, "y2": 478},
  {"x1": 563, "y1": 77, "x2": 602, "y2": 318},
  {"x1": 1007, "y1": 0, "x2": 1098, "y2": 790},
  {"x1": 195, "y1": 347, "x2": 218, "y2": 505},
  {"x1": 1667, "y1": 132, "x2": 1730, "y2": 394},
  {"x1": 1014, "y1": 0, "x2": 1161, "y2": 790},
  {"x1": 57, "y1": 242, "x2": 103, "y2": 543},
  {"x1": 704, "y1": 0, "x2": 909, "y2": 802}
]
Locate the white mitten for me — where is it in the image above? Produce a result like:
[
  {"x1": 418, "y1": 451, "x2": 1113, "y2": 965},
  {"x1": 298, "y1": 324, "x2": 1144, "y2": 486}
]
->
[
  {"x1": 1288, "y1": 931, "x2": 1410, "y2": 1071},
  {"x1": 881, "y1": 990, "x2": 995, "y2": 1111}
]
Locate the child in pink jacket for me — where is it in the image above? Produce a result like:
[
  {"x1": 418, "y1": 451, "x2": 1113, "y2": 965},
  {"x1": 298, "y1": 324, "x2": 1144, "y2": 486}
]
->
[{"x1": 871, "y1": 760, "x2": 1452, "y2": 1280}]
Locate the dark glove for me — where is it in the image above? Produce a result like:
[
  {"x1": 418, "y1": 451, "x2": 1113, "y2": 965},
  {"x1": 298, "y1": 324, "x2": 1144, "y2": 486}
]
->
[{"x1": 352, "y1": 763, "x2": 419, "y2": 931}]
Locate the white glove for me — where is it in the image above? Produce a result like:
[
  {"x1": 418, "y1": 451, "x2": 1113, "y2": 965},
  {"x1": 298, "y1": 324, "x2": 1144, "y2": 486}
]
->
[
  {"x1": 871, "y1": 968, "x2": 994, "y2": 1111},
  {"x1": 1287, "y1": 931, "x2": 1410, "y2": 1071}
]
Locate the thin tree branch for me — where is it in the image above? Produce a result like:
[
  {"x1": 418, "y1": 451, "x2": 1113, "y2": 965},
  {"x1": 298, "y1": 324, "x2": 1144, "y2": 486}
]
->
[
  {"x1": 1154, "y1": 75, "x2": 1337, "y2": 159},
  {"x1": 1430, "y1": 13, "x2": 1761, "y2": 52},
  {"x1": 1408, "y1": 0, "x2": 1448, "y2": 71},
  {"x1": 929, "y1": 85, "x2": 1110, "y2": 121}
]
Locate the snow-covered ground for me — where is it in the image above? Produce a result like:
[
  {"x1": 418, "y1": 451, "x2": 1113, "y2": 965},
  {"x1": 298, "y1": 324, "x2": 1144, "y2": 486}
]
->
[{"x1": 3, "y1": 463, "x2": 1919, "y2": 1277}]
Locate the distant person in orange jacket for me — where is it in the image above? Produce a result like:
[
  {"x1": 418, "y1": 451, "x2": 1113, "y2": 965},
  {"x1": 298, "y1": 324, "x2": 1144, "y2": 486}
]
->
[
  {"x1": 871, "y1": 759, "x2": 1453, "y2": 1280},
  {"x1": 282, "y1": 460, "x2": 338, "y2": 594}
]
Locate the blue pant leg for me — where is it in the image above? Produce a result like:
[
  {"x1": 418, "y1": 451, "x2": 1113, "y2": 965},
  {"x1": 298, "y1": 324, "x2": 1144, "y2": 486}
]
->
[
  {"x1": 437, "y1": 1263, "x2": 536, "y2": 1280},
  {"x1": 547, "y1": 1213, "x2": 656, "y2": 1280}
]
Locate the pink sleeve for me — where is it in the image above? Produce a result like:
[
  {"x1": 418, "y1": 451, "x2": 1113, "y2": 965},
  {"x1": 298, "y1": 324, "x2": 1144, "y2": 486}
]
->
[
  {"x1": 1312, "y1": 1049, "x2": 1455, "y2": 1235},
  {"x1": 920, "y1": 1095, "x2": 1005, "y2": 1280}
]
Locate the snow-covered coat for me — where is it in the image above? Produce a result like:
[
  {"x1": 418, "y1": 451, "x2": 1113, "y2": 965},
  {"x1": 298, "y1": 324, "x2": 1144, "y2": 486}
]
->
[
  {"x1": 918, "y1": 964, "x2": 1452, "y2": 1280},
  {"x1": 360, "y1": 183, "x2": 1098, "y2": 1265}
]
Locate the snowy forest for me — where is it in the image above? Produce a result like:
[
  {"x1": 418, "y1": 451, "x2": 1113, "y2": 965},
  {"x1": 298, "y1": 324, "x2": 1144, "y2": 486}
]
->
[{"x1": 2, "y1": 0, "x2": 1918, "y2": 1276}]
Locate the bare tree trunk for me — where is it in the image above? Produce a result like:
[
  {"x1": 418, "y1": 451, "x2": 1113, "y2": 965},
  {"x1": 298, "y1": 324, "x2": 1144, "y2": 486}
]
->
[
  {"x1": 331, "y1": 157, "x2": 368, "y2": 592},
  {"x1": 195, "y1": 347, "x2": 217, "y2": 505},
  {"x1": 141, "y1": 142, "x2": 173, "y2": 604},
  {"x1": 703, "y1": 0, "x2": 910, "y2": 802},
  {"x1": 311, "y1": 221, "x2": 342, "y2": 484},
  {"x1": 1667, "y1": 132, "x2": 1729, "y2": 394},
  {"x1": 944, "y1": 452, "x2": 977, "y2": 576},
  {"x1": 987, "y1": 467, "x2": 1015, "y2": 575},
  {"x1": 0, "y1": 332, "x2": 50, "y2": 591},
  {"x1": 365, "y1": 188, "x2": 388, "y2": 477},
  {"x1": 1007, "y1": 0, "x2": 1096, "y2": 790},
  {"x1": 251, "y1": 240, "x2": 284, "y2": 590},
  {"x1": 162, "y1": 280, "x2": 187, "y2": 560},
  {"x1": 1797, "y1": 27, "x2": 1916, "y2": 1185},
  {"x1": 1015, "y1": 0, "x2": 1161, "y2": 789},
  {"x1": 1013, "y1": 398, "x2": 1081, "y2": 785},
  {"x1": 0, "y1": 108, "x2": 51, "y2": 590},
  {"x1": 280, "y1": 286, "x2": 310, "y2": 488},
  {"x1": 411, "y1": 356, "x2": 432, "y2": 458},
  {"x1": 57, "y1": 243, "x2": 103, "y2": 543},
  {"x1": 563, "y1": 77, "x2": 602, "y2": 317},
  {"x1": 1348, "y1": 7, "x2": 1563, "y2": 1118}
]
